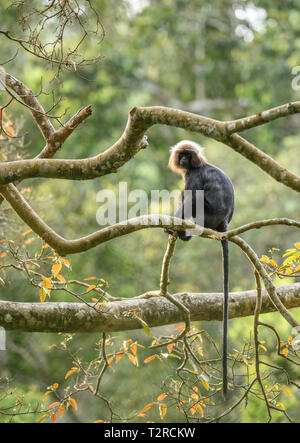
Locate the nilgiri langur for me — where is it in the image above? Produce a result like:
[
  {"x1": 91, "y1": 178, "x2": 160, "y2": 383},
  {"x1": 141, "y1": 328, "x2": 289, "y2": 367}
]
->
[{"x1": 166, "y1": 140, "x2": 235, "y2": 397}]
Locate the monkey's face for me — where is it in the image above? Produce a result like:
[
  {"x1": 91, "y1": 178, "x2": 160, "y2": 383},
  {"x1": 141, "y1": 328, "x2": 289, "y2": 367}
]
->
[{"x1": 178, "y1": 151, "x2": 192, "y2": 169}]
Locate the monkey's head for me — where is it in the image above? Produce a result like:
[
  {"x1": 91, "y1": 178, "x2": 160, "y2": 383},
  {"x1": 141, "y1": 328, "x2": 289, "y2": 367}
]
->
[{"x1": 168, "y1": 140, "x2": 206, "y2": 175}]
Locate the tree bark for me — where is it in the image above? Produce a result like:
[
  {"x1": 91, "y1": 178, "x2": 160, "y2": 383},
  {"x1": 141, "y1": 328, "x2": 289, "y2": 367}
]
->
[{"x1": 0, "y1": 284, "x2": 299, "y2": 333}]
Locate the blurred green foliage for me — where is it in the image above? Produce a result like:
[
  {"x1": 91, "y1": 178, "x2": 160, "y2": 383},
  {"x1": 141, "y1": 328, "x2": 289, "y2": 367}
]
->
[{"x1": 0, "y1": 0, "x2": 299, "y2": 423}]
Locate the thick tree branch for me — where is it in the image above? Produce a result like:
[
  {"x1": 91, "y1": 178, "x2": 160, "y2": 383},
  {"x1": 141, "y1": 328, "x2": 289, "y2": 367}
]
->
[
  {"x1": 0, "y1": 284, "x2": 299, "y2": 333},
  {"x1": 224, "y1": 102, "x2": 300, "y2": 134},
  {"x1": 0, "y1": 172, "x2": 298, "y2": 258},
  {"x1": 0, "y1": 102, "x2": 299, "y2": 191},
  {"x1": 223, "y1": 134, "x2": 299, "y2": 192},
  {"x1": 0, "y1": 188, "x2": 200, "y2": 255}
]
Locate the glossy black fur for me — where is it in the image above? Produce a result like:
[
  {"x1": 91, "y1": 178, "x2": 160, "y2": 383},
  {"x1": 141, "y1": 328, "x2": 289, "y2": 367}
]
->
[
  {"x1": 167, "y1": 150, "x2": 235, "y2": 398},
  {"x1": 175, "y1": 160, "x2": 234, "y2": 238}
]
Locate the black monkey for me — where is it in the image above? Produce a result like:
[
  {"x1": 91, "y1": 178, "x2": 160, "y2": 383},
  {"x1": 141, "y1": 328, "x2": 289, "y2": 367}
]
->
[{"x1": 166, "y1": 140, "x2": 235, "y2": 398}]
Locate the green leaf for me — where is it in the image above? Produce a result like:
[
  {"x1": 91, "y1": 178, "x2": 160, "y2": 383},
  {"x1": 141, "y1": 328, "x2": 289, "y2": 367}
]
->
[{"x1": 135, "y1": 316, "x2": 151, "y2": 338}]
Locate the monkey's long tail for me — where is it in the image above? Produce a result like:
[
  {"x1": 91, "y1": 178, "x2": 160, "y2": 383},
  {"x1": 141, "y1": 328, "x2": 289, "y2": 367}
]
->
[{"x1": 221, "y1": 239, "x2": 229, "y2": 398}]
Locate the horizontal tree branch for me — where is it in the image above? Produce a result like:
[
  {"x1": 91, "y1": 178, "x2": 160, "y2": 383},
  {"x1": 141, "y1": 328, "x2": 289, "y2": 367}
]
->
[
  {"x1": 0, "y1": 284, "x2": 299, "y2": 333},
  {"x1": 0, "y1": 101, "x2": 299, "y2": 191},
  {"x1": 224, "y1": 102, "x2": 300, "y2": 134},
  {"x1": 0, "y1": 189, "x2": 203, "y2": 255},
  {"x1": 1, "y1": 172, "x2": 299, "y2": 257}
]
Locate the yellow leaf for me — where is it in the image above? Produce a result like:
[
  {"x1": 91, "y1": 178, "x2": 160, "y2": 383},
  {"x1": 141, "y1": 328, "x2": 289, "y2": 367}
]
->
[
  {"x1": 294, "y1": 242, "x2": 300, "y2": 249},
  {"x1": 174, "y1": 325, "x2": 185, "y2": 331},
  {"x1": 138, "y1": 403, "x2": 154, "y2": 416},
  {"x1": 135, "y1": 316, "x2": 151, "y2": 338},
  {"x1": 282, "y1": 249, "x2": 296, "y2": 257},
  {"x1": 282, "y1": 348, "x2": 289, "y2": 357},
  {"x1": 49, "y1": 401, "x2": 60, "y2": 408},
  {"x1": 58, "y1": 404, "x2": 64, "y2": 418},
  {"x1": 131, "y1": 344, "x2": 137, "y2": 355},
  {"x1": 159, "y1": 403, "x2": 167, "y2": 420},
  {"x1": 24, "y1": 237, "x2": 34, "y2": 245},
  {"x1": 127, "y1": 353, "x2": 138, "y2": 366},
  {"x1": 22, "y1": 229, "x2": 32, "y2": 236},
  {"x1": 283, "y1": 255, "x2": 297, "y2": 266},
  {"x1": 39, "y1": 288, "x2": 47, "y2": 304},
  {"x1": 56, "y1": 274, "x2": 66, "y2": 283},
  {"x1": 260, "y1": 255, "x2": 270, "y2": 263},
  {"x1": 269, "y1": 259, "x2": 277, "y2": 268},
  {"x1": 194, "y1": 403, "x2": 204, "y2": 417},
  {"x1": 84, "y1": 277, "x2": 97, "y2": 281},
  {"x1": 157, "y1": 393, "x2": 168, "y2": 401},
  {"x1": 52, "y1": 263, "x2": 62, "y2": 277},
  {"x1": 144, "y1": 354, "x2": 159, "y2": 363},
  {"x1": 69, "y1": 397, "x2": 78, "y2": 410},
  {"x1": 283, "y1": 388, "x2": 291, "y2": 396},
  {"x1": 167, "y1": 343, "x2": 174, "y2": 354},
  {"x1": 107, "y1": 357, "x2": 114, "y2": 366},
  {"x1": 190, "y1": 404, "x2": 196, "y2": 415},
  {"x1": 37, "y1": 414, "x2": 49, "y2": 423},
  {"x1": 42, "y1": 391, "x2": 52, "y2": 402},
  {"x1": 42, "y1": 276, "x2": 53, "y2": 289},
  {"x1": 200, "y1": 375, "x2": 210, "y2": 391},
  {"x1": 115, "y1": 352, "x2": 125, "y2": 363},
  {"x1": 65, "y1": 367, "x2": 78, "y2": 379},
  {"x1": 87, "y1": 285, "x2": 96, "y2": 292},
  {"x1": 59, "y1": 258, "x2": 71, "y2": 268}
]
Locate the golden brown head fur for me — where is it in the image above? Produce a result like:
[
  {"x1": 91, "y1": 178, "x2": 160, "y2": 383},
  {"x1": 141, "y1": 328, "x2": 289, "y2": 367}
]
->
[{"x1": 168, "y1": 140, "x2": 206, "y2": 175}]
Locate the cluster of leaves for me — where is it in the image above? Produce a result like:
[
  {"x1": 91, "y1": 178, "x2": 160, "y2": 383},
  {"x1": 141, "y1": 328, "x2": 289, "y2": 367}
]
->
[
  {"x1": 0, "y1": 107, "x2": 26, "y2": 163},
  {"x1": 0, "y1": 107, "x2": 15, "y2": 140},
  {"x1": 260, "y1": 242, "x2": 300, "y2": 278},
  {"x1": 33, "y1": 322, "x2": 299, "y2": 423}
]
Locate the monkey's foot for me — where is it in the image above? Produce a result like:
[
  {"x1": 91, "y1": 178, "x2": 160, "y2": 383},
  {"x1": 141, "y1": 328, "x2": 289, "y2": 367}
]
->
[{"x1": 178, "y1": 231, "x2": 192, "y2": 241}]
